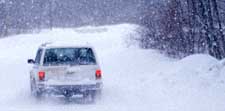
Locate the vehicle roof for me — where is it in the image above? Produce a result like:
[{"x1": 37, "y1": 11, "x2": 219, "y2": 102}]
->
[{"x1": 39, "y1": 42, "x2": 93, "y2": 49}]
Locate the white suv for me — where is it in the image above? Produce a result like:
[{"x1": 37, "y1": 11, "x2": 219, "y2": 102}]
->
[{"x1": 28, "y1": 43, "x2": 103, "y2": 100}]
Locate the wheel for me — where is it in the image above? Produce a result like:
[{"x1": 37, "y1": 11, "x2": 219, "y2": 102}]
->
[
  {"x1": 82, "y1": 91, "x2": 93, "y2": 103},
  {"x1": 92, "y1": 90, "x2": 102, "y2": 101},
  {"x1": 30, "y1": 80, "x2": 35, "y2": 93},
  {"x1": 30, "y1": 79, "x2": 43, "y2": 98},
  {"x1": 83, "y1": 90, "x2": 102, "y2": 103}
]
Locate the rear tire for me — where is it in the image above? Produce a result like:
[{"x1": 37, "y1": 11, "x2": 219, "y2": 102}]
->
[
  {"x1": 92, "y1": 90, "x2": 102, "y2": 101},
  {"x1": 83, "y1": 91, "x2": 93, "y2": 103},
  {"x1": 83, "y1": 90, "x2": 102, "y2": 103},
  {"x1": 30, "y1": 79, "x2": 43, "y2": 99}
]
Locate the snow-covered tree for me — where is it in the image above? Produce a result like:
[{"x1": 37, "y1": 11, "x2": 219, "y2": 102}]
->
[{"x1": 141, "y1": 0, "x2": 225, "y2": 59}]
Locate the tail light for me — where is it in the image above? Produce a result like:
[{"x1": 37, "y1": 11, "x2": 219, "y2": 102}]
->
[
  {"x1": 95, "y1": 69, "x2": 102, "y2": 79},
  {"x1": 38, "y1": 71, "x2": 45, "y2": 81}
]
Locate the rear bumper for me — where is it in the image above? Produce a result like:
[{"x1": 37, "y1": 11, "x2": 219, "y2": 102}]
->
[{"x1": 37, "y1": 82, "x2": 102, "y2": 95}]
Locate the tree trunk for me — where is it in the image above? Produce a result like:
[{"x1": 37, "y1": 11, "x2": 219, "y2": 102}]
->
[
  {"x1": 206, "y1": 0, "x2": 222, "y2": 59},
  {"x1": 211, "y1": 0, "x2": 225, "y2": 57}
]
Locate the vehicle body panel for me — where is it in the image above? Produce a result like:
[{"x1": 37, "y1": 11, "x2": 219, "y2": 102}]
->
[{"x1": 29, "y1": 43, "x2": 102, "y2": 97}]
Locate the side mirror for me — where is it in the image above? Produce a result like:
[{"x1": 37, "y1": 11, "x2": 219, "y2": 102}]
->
[{"x1": 27, "y1": 59, "x2": 35, "y2": 64}]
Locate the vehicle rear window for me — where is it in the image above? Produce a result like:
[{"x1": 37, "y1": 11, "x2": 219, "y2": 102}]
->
[
  {"x1": 35, "y1": 49, "x2": 43, "y2": 65},
  {"x1": 43, "y1": 48, "x2": 96, "y2": 66}
]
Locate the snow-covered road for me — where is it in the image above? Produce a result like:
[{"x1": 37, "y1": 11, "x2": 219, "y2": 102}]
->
[{"x1": 0, "y1": 24, "x2": 225, "y2": 111}]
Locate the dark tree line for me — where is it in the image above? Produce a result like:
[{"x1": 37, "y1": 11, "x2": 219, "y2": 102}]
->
[
  {"x1": 0, "y1": 0, "x2": 145, "y2": 37},
  {"x1": 141, "y1": 0, "x2": 225, "y2": 59}
]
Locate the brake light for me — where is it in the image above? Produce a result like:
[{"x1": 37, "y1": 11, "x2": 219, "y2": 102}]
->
[
  {"x1": 38, "y1": 71, "x2": 45, "y2": 81},
  {"x1": 95, "y1": 69, "x2": 102, "y2": 79}
]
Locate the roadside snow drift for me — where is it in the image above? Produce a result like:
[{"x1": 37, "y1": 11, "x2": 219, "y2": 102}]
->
[{"x1": 0, "y1": 24, "x2": 225, "y2": 111}]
